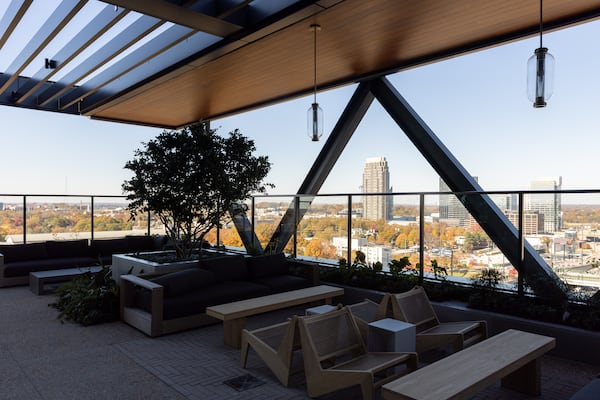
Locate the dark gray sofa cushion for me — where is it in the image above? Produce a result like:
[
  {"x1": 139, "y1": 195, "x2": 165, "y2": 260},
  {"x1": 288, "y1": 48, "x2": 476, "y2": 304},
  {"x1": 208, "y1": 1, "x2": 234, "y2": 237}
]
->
[
  {"x1": 127, "y1": 236, "x2": 158, "y2": 252},
  {"x1": 45, "y1": 239, "x2": 89, "y2": 259},
  {"x1": 0, "y1": 242, "x2": 48, "y2": 263},
  {"x1": 246, "y1": 253, "x2": 289, "y2": 279},
  {"x1": 252, "y1": 274, "x2": 311, "y2": 294},
  {"x1": 160, "y1": 281, "x2": 268, "y2": 320},
  {"x1": 151, "y1": 268, "x2": 217, "y2": 297},
  {"x1": 89, "y1": 238, "x2": 129, "y2": 258},
  {"x1": 201, "y1": 255, "x2": 248, "y2": 281},
  {"x1": 3, "y1": 257, "x2": 97, "y2": 277}
]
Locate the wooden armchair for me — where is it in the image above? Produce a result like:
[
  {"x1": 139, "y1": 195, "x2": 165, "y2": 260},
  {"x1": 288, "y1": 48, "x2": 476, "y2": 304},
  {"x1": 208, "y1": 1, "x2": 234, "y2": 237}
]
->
[
  {"x1": 240, "y1": 316, "x2": 301, "y2": 387},
  {"x1": 389, "y1": 286, "x2": 487, "y2": 353},
  {"x1": 297, "y1": 307, "x2": 418, "y2": 400},
  {"x1": 346, "y1": 297, "x2": 389, "y2": 344}
]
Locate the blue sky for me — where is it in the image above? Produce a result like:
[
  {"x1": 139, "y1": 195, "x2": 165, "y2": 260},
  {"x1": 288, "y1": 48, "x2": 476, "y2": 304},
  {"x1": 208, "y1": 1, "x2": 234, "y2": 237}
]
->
[{"x1": 2, "y1": 19, "x2": 600, "y2": 199}]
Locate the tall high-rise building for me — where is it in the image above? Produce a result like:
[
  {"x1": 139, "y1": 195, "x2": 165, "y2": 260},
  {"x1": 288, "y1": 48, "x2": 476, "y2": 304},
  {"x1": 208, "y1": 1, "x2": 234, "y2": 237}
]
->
[
  {"x1": 439, "y1": 177, "x2": 478, "y2": 227},
  {"x1": 362, "y1": 157, "x2": 392, "y2": 221},
  {"x1": 527, "y1": 177, "x2": 562, "y2": 233}
]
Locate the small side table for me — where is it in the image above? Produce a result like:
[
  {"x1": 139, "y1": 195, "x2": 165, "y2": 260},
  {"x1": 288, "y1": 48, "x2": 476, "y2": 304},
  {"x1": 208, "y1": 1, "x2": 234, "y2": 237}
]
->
[
  {"x1": 368, "y1": 318, "x2": 416, "y2": 353},
  {"x1": 305, "y1": 304, "x2": 337, "y2": 316}
]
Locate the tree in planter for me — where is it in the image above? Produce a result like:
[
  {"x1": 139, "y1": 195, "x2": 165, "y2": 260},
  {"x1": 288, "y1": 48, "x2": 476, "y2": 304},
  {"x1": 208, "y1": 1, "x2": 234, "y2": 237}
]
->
[{"x1": 123, "y1": 122, "x2": 272, "y2": 259}]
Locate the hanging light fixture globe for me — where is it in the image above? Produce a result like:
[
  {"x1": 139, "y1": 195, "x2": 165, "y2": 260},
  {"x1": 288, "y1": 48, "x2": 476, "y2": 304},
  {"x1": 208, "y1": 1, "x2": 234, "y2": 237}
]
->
[
  {"x1": 527, "y1": 0, "x2": 554, "y2": 108},
  {"x1": 307, "y1": 24, "x2": 323, "y2": 141}
]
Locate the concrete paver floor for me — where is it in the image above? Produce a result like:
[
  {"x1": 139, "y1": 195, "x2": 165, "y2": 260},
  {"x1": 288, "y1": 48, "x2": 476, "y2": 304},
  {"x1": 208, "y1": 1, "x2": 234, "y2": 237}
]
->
[{"x1": 1, "y1": 286, "x2": 598, "y2": 400}]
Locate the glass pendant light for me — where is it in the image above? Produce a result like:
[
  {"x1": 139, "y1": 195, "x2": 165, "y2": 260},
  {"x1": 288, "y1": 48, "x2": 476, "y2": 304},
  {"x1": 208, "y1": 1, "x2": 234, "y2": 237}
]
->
[
  {"x1": 307, "y1": 24, "x2": 323, "y2": 141},
  {"x1": 527, "y1": 0, "x2": 554, "y2": 108}
]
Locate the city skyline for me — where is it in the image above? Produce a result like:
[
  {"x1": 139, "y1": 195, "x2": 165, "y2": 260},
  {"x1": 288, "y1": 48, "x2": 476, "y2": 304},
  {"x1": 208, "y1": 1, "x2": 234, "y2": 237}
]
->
[{"x1": 1, "y1": 19, "x2": 600, "y2": 199}]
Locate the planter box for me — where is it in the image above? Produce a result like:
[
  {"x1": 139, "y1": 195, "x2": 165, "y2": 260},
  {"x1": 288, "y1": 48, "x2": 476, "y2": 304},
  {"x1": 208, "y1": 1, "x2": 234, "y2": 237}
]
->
[{"x1": 111, "y1": 252, "x2": 199, "y2": 283}]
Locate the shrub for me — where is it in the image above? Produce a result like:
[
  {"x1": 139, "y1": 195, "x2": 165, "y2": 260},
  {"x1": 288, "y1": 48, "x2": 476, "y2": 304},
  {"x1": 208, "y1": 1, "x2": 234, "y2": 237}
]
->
[{"x1": 49, "y1": 266, "x2": 119, "y2": 326}]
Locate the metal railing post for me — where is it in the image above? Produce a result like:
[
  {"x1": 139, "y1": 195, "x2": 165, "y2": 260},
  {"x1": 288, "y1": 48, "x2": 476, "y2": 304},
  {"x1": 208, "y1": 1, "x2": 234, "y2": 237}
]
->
[
  {"x1": 251, "y1": 197, "x2": 256, "y2": 250},
  {"x1": 22, "y1": 195, "x2": 26, "y2": 244},
  {"x1": 518, "y1": 192, "x2": 525, "y2": 296},
  {"x1": 419, "y1": 193, "x2": 425, "y2": 284},
  {"x1": 90, "y1": 196, "x2": 95, "y2": 242},
  {"x1": 293, "y1": 196, "x2": 299, "y2": 257},
  {"x1": 347, "y1": 195, "x2": 352, "y2": 263}
]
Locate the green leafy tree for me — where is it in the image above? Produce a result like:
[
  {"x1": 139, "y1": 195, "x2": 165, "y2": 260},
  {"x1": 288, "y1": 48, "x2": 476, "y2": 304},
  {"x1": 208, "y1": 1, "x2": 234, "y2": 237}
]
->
[{"x1": 122, "y1": 122, "x2": 272, "y2": 258}]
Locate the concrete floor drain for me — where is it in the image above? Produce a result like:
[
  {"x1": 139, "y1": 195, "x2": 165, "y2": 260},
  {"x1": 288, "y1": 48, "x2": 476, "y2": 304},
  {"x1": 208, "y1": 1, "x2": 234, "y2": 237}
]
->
[{"x1": 223, "y1": 374, "x2": 266, "y2": 392}]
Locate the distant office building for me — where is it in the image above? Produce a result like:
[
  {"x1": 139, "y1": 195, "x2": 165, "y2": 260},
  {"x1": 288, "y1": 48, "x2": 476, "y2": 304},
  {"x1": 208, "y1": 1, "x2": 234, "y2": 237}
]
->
[
  {"x1": 503, "y1": 210, "x2": 544, "y2": 235},
  {"x1": 527, "y1": 177, "x2": 562, "y2": 233},
  {"x1": 359, "y1": 245, "x2": 392, "y2": 266},
  {"x1": 439, "y1": 177, "x2": 478, "y2": 227},
  {"x1": 362, "y1": 157, "x2": 392, "y2": 221},
  {"x1": 332, "y1": 237, "x2": 368, "y2": 258}
]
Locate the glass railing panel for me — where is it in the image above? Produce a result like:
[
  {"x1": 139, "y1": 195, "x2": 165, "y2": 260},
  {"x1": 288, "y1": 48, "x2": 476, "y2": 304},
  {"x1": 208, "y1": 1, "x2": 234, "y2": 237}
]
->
[
  {"x1": 432, "y1": 192, "x2": 520, "y2": 287},
  {"x1": 0, "y1": 195, "x2": 24, "y2": 244},
  {"x1": 553, "y1": 192, "x2": 600, "y2": 297},
  {"x1": 92, "y1": 196, "x2": 138, "y2": 239},
  {"x1": 24, "y1": 196, "x2": 92, "y2": 242},
  {"x1": 295, "y1": 195, "x2": 348, "y2": 263},
  {"x1": 389, "y1": 194, "x2": 421, "y2": 272},
  {"x1": 347, "y1": 193, "x2": 396, "y2": 269},
  {"x1": 252, "y1": 195, "x2": 294, "y2": 252}
]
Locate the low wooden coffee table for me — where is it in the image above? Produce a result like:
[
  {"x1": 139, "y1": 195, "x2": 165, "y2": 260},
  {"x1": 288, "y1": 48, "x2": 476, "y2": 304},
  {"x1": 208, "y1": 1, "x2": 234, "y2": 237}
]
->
[
  {"x1": 206, "y1": 285, "x2": 343, "y2": 347},
  {"x1": 29, "y1": 266, "x2": 103, "y2": 295}
]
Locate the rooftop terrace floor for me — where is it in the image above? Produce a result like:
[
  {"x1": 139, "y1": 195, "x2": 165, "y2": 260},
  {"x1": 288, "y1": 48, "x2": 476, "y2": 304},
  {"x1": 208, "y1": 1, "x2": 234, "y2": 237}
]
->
[{"x1": 2, "y1": 285, "x2": 599, "y2": 400}]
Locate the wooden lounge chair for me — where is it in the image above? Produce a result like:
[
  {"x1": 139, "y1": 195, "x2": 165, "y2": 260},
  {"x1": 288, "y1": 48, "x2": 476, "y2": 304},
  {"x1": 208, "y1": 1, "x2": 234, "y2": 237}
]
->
[
  {"x1": 389, "y1": 285, "x2": 488, "y2": 353},
  {"x1": 346, "y1": 297, "x2": 389, "y2": 344},
  {"x1": 297, "y1": 306, "x2": 418, "y2": 400},
  {"x1": 240, "y1": 316, "x2": 301, "y2": 386}
]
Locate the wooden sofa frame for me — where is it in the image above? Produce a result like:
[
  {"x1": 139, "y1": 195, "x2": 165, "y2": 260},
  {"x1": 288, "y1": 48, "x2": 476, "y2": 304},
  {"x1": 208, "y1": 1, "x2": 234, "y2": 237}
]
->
[{"x1": 120, "y1": 259, "x2": 320, "y2": 337}]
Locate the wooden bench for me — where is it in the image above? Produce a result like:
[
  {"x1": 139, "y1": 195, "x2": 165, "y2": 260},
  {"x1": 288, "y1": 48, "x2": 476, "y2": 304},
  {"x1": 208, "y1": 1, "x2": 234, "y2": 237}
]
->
[
  {"x1": 382, "y1": 329, "x2": 556, "y2": 400},
  {"x1": 29, "y1": 266, "x2": 103, "y2": 295},
  {"x1": 206, "y1": 284, "x2": 343, "y2": 348}
]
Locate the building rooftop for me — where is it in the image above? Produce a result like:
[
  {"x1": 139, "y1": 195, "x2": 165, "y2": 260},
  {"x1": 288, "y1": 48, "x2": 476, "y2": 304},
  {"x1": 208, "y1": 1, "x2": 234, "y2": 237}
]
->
[{"x1": 3, "y1": 285, "x2": 599, "y2": 399}]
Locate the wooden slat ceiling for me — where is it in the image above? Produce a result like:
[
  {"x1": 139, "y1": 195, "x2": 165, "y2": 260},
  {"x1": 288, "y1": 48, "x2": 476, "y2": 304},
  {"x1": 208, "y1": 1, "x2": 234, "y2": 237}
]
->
[{"x1": 3, "y1": 0, "x2": 600, "y2": 128}]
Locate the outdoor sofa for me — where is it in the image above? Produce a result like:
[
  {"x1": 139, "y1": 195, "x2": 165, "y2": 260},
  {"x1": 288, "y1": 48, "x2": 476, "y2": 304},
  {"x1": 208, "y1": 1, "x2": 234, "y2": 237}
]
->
[
  {"x1": 0, "y1": 235, "x2": 168, "y2": 287},
  {"x1": 120, "y1": 252, "x2": 320, "y2": 337}
]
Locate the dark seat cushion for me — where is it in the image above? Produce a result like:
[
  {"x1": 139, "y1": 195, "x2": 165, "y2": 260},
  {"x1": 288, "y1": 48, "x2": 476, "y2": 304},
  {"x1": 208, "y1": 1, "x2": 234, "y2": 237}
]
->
[
  {"x1": 161, "y1": 281, "x2": 268, "y2": 319},
  {"x1": 246, "y1": 253, "x2": 289, "y2": 279},
  {"x1": 151, "y1": 268, "x2": 217, "y2": 297},
  {"x1": 127, "y1": 236, "x2": 157, "y2": 252},
  {"x1": 252, "y1": 274, "x2": 311, "y2": 294},
  {"x1": 45, "y1": 239, "x2": 89, "y2": 259},
  {"x1": 89, "y1": 238, "x2": 129, "y2": 258},
  {"x1": 135, "y1": 280, "x2": 269, "y2": 320},
  {"x1": 3, "y1": 257, "x2": 97, "y2": 277},
  {"x1": 0, "y1": 242, "x2": 48, "y2": 263},
  {"x1": 201, "y1": 255, "x2": 248, "y2": 281}
]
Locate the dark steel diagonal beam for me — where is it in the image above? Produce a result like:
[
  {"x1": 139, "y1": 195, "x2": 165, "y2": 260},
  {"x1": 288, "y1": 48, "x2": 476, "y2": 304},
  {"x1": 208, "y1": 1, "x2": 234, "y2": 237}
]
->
[
  {"x1": 369, "y1": 77, "x2": 566, "y2": 299},
  {"x1": 262, "y1": 81, "x2": 375, "y2": 254}
]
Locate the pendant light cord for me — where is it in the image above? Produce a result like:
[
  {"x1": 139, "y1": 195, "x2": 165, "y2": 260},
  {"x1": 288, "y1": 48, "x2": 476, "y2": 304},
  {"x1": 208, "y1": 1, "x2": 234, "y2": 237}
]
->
[
  {"x1": 539, "y1": 0, "x2": 543, "y2": 48},
  {"x1": 313, "y1": 25, "x2": 317, "y2": 104}
]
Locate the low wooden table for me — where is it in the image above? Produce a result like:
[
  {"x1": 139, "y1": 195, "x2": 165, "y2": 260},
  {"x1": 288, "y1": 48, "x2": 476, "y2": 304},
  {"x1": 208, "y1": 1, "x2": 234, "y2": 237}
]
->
[
  {"x1": 382, "y1": 329, "x2": 556, "y2": 400},
  {"x1": 206, "y1": 285, "x2": 344, "y2": 348},
  {"x1": 29, "y1": 266, "x2": 103, "y2": 295}
]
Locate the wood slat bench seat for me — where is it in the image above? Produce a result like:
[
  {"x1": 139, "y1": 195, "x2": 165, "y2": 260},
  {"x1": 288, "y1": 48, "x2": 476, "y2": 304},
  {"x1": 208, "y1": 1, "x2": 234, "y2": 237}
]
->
[
  {"x1": 382, "y1": 329, "x2": 556, "y2": 400},
  {"x1": 206, "y1": 285, "x2": 343, "y2": 348}
]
